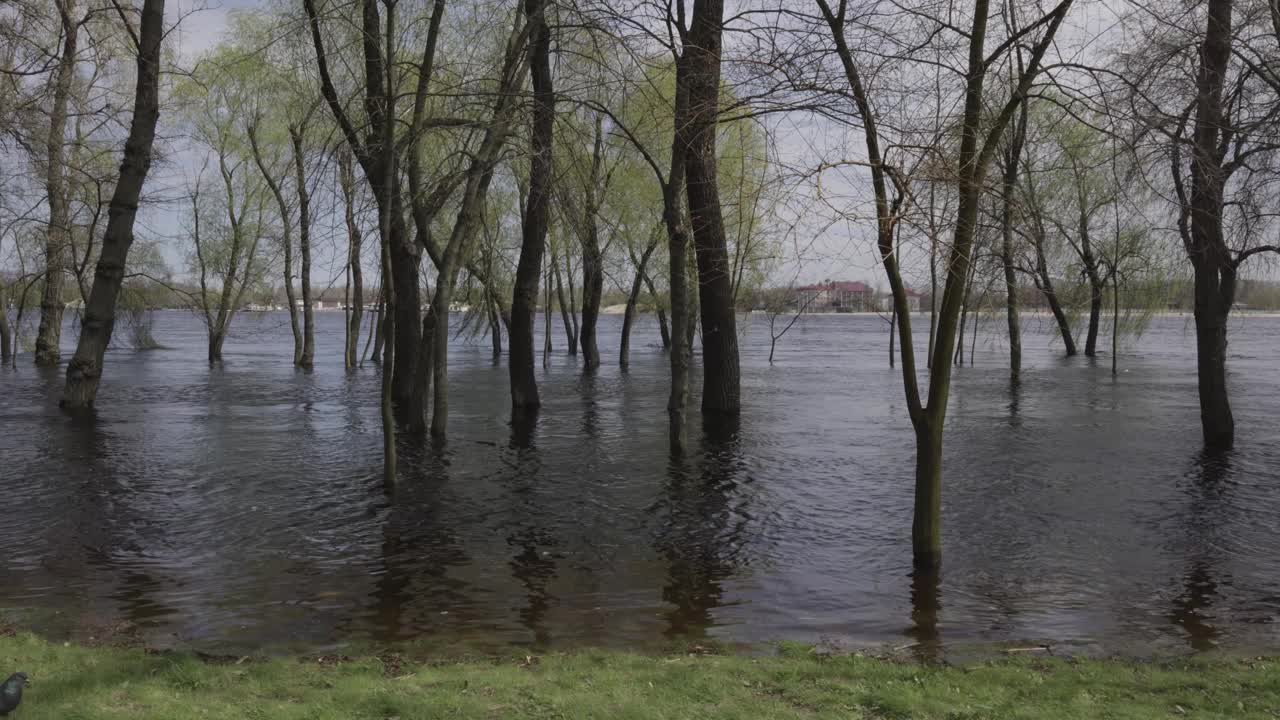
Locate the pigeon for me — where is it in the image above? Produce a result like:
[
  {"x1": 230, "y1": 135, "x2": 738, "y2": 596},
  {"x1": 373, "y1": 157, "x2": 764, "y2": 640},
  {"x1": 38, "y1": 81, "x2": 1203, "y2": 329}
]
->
[{"x1": 0, "y1": 673, "x2": 28, "y2": 716}]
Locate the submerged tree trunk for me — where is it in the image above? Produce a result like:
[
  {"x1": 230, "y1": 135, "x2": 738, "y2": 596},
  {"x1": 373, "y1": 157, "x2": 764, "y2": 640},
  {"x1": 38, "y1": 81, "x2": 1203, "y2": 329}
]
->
[
  {"x1": 815, "y1": 0, "x2": 1072, "y2": 570},
  {"x1": 370, "y1": 294, "x2": 385, "y2": 363},
  {"x1": 61, "y1": 0, "x2": 164, "y2": 408},
  {"x1": 339, "y1": 152, "x2": 363, "y2": 369},
  {"x1": 550, "y1": 245, "x2": 574, "y2": 354},
  {"x1": 578, "y1": 116, "x2": 606, "y2": 372},
  {"x1": 291, "y1": 126, "x2": 315, "y2": 369},
  {"x1": 304, "y1": 0, "x2": 416, "y2": 408},
  {"x1": 642, "y1": 270, "x2": 672, "y2": 349},
  {"x1": 1112, "y1": 271, "x2": 1120, "y2": 375},
  {"x1": 912, "y1": 421, "x2": 943, "y2": 570},
  {"x1": 681, "y1": 0, "x2": 739, "y2": 415},
  {"x1": 927, "y1": 236, "x2": 938, "y2": 369},
  {"x1": 509, "y1": 0, "x2": 553, "y2": 411},
  {"x1": 888, "y1": 306, "x2": 896, "y2": 368},
  {"x1": 490, "y1": 305, "x2": 502, "y2": 361},
  {"x1": 408, "y1": 301, "x2": 437, "y2": 434},
  {"x1": 387, "y1": 197, "x2": 419, "y2": 408},
  {"x1": 0, "y1": 282, "x2": 11, "y2": 362},
  {"x1": 565, "y1": 251, "x2": 580, "y2": 353},
  {"x1": 208, "y1": 329, "x2": 228, "y2": 364},
  {"x1": 1001, "y1": 101, "x2": 1027, "y2": 382},
  {"x1": 1194, "y1": 291, "x2": 1233, "y2": 448},
  {"x1": 1085, "y1": 275, "x2": 1103, "y2": 357},
  {"x1": 282, "y1": 235, "x2": 302, "y2": 364},
  {"x1": 1033, "y1": 246, "x2": 1077, "y2": 355},
  {"x1": 666, "y1": 60, "x2": 693, "y2": 453},
  {"x1": 377, "y1": 1, "x2": 399, "y2": 485},
  {"x1": 36, "y1": 0, "x2": 78, "y2": 368},
  {"x1": 247, "y1": 123, "x2": 303, "y2": 365},
  {"x1": 543, "y1": 262, "x2": 552, "y2": 368},
  {"x1": 621, "y1": 241, "x2": 659, "y2": 368}
]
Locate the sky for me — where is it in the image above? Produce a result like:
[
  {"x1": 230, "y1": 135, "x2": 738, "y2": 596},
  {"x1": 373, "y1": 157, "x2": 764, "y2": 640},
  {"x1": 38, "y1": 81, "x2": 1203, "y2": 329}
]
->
[{"x1": 12, "y1": 0, "x2": 1270, "y2": 299}]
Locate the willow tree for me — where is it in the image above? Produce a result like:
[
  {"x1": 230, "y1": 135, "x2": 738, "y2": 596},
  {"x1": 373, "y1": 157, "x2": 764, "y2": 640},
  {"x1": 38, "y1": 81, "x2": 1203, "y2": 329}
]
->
[
  {"x1": 509, "y1": 0, "x2": 554, "y2": 410},
  {"x1": 62, "y1": 0, "x2": 165, "y2": 408},
  {"x1": 998, "y1": 101, "x2": 1029, "y2": 382},
  {"x1": 680, "y1": 0, "x2": 739, "y2": 415},
  {"x1": 1120, "y1": 0, "x2": 1280, "y2": 450},
  {"x1": 556, "y1": 113, "x2": 610, "y2": 371},
  {"x1": 234, "y1": 17, "x2": 322, "y2": 369},
  {"x1": 304, "y1": 0, "x2": 420, "y2": 409},
  {"x1": 814, "y1": 0, "x2": 1073, "y2": 568}
]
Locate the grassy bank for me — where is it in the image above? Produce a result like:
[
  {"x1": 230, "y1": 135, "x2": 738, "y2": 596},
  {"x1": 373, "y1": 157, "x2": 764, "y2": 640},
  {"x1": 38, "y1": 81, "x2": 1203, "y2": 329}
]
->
[{"x1": 0, "y1": 634, "x2": 1277, "y2": 718}]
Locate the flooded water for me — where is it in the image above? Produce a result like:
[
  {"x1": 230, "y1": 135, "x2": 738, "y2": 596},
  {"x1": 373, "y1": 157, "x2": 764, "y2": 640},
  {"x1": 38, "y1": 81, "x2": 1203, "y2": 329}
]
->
[{"x1": 1, "y1": 310, "x2": 1278, "y2": 658}]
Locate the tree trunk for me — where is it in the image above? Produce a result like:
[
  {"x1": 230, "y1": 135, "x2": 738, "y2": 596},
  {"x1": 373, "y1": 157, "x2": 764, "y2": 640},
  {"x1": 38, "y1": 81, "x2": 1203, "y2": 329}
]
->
[
  {"x1": 620, "y1": 240, "x2": 659, "y2": 368},
  {"x1": 61, "y1": 0, "x2": 164, "y2": 409},
  {"x1": 283, "y1": 235, "x2": 303, "y2": 365},
  {"x1": 1001, "y1": 103, "x2": 1027, "y2": 382},
  {"x1": 1194, "y1": 290, "x2": 1233, "y2": 449},
  {"x1": 620, "y1": 270, "x2": 640, "y2": 369},
  {"x1": 1034, "y1": 248, "x2": 1077, "y2": 355},
  {"x1": 387, "y1": 196, "x2": 419, "y2": 409},
  {"x1": 429, "y1": 281, "x2": 452, "y2": 439},
  {"x1": 208, "y1": 328, "x2": 226, "y2": 364},
  {"x1": 1085, "y1": 276, "x2": 1103, "y2": 357},
  {"x1": 0, "y1": 282, "x2": 13, "y2": 362},
  {"x1": 509, "y1": 0, "x2": 553, "y2": 411},
  {"x1": 339, "y1": 151, "x2": 363, "y2": 369},
  {"x1": 580, "y1": 242, "x2": 603, "y2": 369},
  {"x1": 490, "y1": 305, "x2": 502, "y2": 361},
  {"x1": 247, "y1": 123, "x2": 303, "y2": 365},
  {"x1": 36, "y1": 0, "x2": 78, "y2": 368},
  {"x1": 565, "y1": 251, "x2": 580, "y2": 353},
  {"x1": 551, "y1": 246, "x2": 573, "y2": 353},
  {"x1": 1112, "y1": 269, "x2": 1120, "y2": 375},
  {"x1": 666, "y1": 108, "x2": 692, "y2": 451},
  {"x1": 888, "y1": 305, "x2": 896, "y2": 368},
  {"x1": 578, "y1": 116, "x2": 606, "y2": 372},
  {"x1": 642, "y1": 269, "x2": 672, "y2": 349},
  {"x1": 543, "y1": 263, "x2": 552, "y2": 368},
  {"x1": 681, "y1": 0, "x2": 740, "y2": 415},
  {"x1": 370, "y1": 294, "x2": 385, "y2": 363},
  {"x1": 377, "y1": 0, "x2": 399, "y2": 485},
  {"x1": 408, "y1": 302, "x2": 437, "y2": 434},
  {"x1": 927, "y1": 235, "x2": 938, "y2": 369},
  {"x1": 912, "y1": 421, "x2": 943, "y2": 569},
  {"x1": 290, "y1": 126, "x2": 315, "y2": 369}
]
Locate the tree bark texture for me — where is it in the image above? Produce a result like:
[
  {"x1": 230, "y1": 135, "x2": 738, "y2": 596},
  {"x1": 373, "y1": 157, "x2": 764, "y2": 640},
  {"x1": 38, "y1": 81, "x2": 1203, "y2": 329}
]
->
[
  {"x1": 62, "y1": 0, "x2": 165, "y2": 408},
  {"x1": 680, "y1": 0, "x2": 740, "y2": 414},
  {"x1": 36, "y1": 0, "x2": 78, "y2": 368},
  {"x1": 509, "y1": 0, "x2": 553, "y2": 410},
  {"x1": 1187, "y1": 0, "x2": 1236, "y2": 451}
]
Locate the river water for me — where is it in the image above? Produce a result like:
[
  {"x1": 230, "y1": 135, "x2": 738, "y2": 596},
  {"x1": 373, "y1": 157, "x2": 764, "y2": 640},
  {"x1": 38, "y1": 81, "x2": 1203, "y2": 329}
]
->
[{"x1": 1, "y1": 310, "x2": 1278, "y2": 658}]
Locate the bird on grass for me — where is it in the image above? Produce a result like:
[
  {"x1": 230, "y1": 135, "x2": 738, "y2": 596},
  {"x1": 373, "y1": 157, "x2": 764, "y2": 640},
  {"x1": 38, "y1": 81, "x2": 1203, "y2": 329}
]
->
[{"x1": 0, "y1": 673, "x2": 28, "y2": 716}]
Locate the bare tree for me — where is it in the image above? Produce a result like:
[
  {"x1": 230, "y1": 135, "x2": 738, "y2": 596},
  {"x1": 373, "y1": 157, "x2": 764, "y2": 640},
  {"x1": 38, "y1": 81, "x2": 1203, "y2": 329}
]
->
[
  {"x1": 813, "y1": 0, "x2": 1073, "y2": 568},
  {"x1": 681, "y1": 0, "x2": 738, "y2": 415},
  {"x1": 62, "y1": 0, "x2": 165, "y2": 408},
  {"x1": 33, "y1": 0, "x2": 78, "y2": 367},
  {"x1": 510, "y1": 0, "x2": 554, "y2": 411},
  {"x1": 1117, "y1": 0, "x2": 1280, "y2": 450},
  {"x1": 338, "y1": 150, "x2": 364, "y2": 369}
]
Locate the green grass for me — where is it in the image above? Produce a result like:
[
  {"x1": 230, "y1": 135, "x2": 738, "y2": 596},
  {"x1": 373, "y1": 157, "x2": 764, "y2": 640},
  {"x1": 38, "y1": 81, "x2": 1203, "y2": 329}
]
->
[{"x1": 1, "y1": 634, "x2": 1278, "y2": 718}]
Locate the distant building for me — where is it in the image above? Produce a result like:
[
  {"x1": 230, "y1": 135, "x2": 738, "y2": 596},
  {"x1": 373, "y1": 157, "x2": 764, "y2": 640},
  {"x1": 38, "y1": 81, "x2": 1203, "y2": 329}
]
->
[
  {"x1": 792, "y1": 281, "x2": 927, "y2": 313},
  {"x1": 794, "y1": 281, "x2": 877, "y2": 312}
]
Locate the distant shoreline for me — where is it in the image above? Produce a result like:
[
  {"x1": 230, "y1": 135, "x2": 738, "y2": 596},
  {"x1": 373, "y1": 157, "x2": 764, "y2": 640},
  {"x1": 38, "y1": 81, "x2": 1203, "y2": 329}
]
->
[
  {"x1": 136, "y1": 307, "x2": 1280, "y2": 319},
  {"x1": 740, "y1": 309, "x2": 1280, "y2": 319}
]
